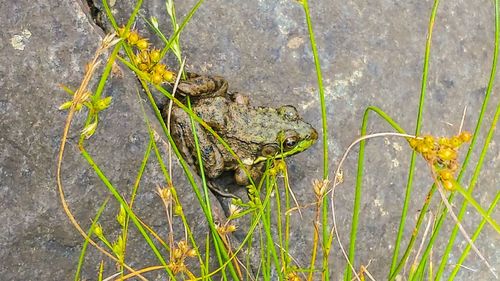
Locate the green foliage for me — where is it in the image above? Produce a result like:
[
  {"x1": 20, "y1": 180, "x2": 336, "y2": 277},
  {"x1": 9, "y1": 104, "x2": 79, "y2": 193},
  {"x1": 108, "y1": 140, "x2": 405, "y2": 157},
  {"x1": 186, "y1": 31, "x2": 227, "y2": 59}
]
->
[{"x1": 57, "y1": 0, "x2": 498, "y2": 280}]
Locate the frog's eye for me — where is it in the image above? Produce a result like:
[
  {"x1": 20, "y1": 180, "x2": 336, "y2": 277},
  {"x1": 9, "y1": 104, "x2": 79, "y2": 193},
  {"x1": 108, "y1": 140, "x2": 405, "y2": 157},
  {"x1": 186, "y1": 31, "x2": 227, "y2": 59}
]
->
[
  {"x1": 278, "y1": 105, "x2": 299, "y2": 121},
  {"x1": 261, "y1": 144, "x2": 279, "y2": 157},
  {"x1": 277, "y1": 130, "x2": 300, "y2": 151},
  {"x1": 283, "y1": 136, "x2": 299, "y2": 150}
]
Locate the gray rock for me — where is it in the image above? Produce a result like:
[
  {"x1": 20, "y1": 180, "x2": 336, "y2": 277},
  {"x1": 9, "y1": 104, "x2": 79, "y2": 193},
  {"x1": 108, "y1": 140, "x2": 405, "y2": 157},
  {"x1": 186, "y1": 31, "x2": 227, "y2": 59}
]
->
[{"x1": 1, "y1": 0, "x2": 498, "y2": 280}]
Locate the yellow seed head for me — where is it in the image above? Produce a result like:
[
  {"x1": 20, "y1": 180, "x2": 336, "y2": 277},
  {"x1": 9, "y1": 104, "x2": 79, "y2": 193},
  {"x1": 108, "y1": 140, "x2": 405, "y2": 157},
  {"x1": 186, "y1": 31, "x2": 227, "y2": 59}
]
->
[
  {"x1": 447, "y1": 161, "x2": 459, "y2": 172},
  {"x1": 423, "y1": 135, "x2": 434, "y2": 146},
  {"x1": 438, "y1": 137, "x2": 449, "y2": 146},
  {"x1": 138, "y1": 50, "x2": 150, "y2": 64},
  {"x1": 149, "y1": 49, "x2": 161, "y2": 62},
  {"x1": 439, "y1": 169, "x2": 453, "y2": 181},
  {"x1": 136, "y1": 38, "x2": 149, "y2": 50},
  {"x1": 459, "y1": 131, "x2": 472, "y2": 143},
  {"x1": 116, "y1": 26, "x2": 128, "y2": 38},
  {"x1": 268, "y1": 167, "x2": 278, "y2": 177},
  {"x1": 173, "y1": 248, "x2": 183, "y2": 259},
  {"x1": 449, "y1": 137, "x2": 461, "y2": 148},
  {"x1": 408, "y1": 137, "x2": 419, "y2": 149},
  {"x1": 163, "y1": 71, "x2": 175, "y2": 82},
  {"x1": 226, "y1": 224, "x2": 237, "y2": 233},
  {"x1": 417, "y1": 143, "x2": 430, "y2": 154},
  {"x1": 187, "y1": 249, "x2": 197, "y2": 257},
  {"x1": 58, "y1": 101, "x2": 73, "y2": 110},
  {"x1": 178, "y1": 241, "x2": 188, "y2": 252},
  {"x1": 159, "y1": 187, "x2": 171, "y2": 200},
  {"x1": 174, "y1": 205, "x2": 183, "y2": 215},
  {"x1": 153, "y1": 63, "x2": 167, "y2": 75},
  {"x1": 422, "y1": 151, "x2": 436, "y2": 161},
  {"x1": 275, "y1": 160, "x2": 287, "y2": 171},
  {"x1": 313, "y1": 179, "x2": 329, "y2": 197},
  {"x1": 437, "y1": 148, "x2": 456, "y2": 161},
  {"x1": 94, "y1": 96, "x2": 112, "y2": 112},
  {"x1": 228, "y1": 204, "x2": 241, "y2": 216},
  {"x1": 93, "y1": 224, "x2": 103, "y2": 237},
  {"x1": 442, "y1": 180, "x2": 455, "y2": 191},
  {"x1": 138, "y1": 63, "x2": 149, "y2": 72},
  {"x1": 287, "y1": 272, "x2": 301, "y2": 281},
  {"x1": 127, "y1": 30, "x2": 140, "y2": 44},
  {"x1": 151, "y1": 72, "x2": 163, "y2": 84}
]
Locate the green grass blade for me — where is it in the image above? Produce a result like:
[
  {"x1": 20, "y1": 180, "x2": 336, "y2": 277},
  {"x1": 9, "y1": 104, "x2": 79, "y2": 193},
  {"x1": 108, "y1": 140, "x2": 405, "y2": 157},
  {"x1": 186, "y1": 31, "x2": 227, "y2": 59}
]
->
[
  {"x1": 79, "y1": 149, "x2": 175, "y2": 278},
  {"x1": 300, "y1": 1, "x2": 330, "y2": 279},
  {"x1": 389, "y1": 184, "x2": 437, "y2": 281},
  {"x1": 342, "y1": 106, "x2": 406, "y2": 280},
  {"x1": 186, "y1": 97, "x2": 239, "y2": 280},
  {"x1": 434, "y1": 0, "x2": 500, "y2": 278},
  {"x1": 449, "y1": 191, "x2": 500, "y2": 279},
  {"x1": 389, "y1": 0, "x2": 440, "y2": 277},
  {"x1": 455, "y1": 184, "x2": 500, "y2": 233},
  {"x1": 74, "y1": 197, "x2": 109, "y2": 281},
  {"x1": 160, "y1": 0, "x2": 205, "y2": 59}
]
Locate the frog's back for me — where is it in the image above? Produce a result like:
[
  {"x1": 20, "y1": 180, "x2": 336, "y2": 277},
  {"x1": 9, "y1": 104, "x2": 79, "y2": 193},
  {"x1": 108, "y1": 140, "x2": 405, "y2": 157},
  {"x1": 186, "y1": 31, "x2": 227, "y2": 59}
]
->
[{"x1": 191, "y1": 96, "x2": 229, "y2": 130}]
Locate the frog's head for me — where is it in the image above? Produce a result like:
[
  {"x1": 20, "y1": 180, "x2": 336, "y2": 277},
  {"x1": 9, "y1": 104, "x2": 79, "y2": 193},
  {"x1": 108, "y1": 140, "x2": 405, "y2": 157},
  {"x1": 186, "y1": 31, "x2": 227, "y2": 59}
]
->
[{"x1": 253, "y1": 105, "x2": 318, "y2": 163}]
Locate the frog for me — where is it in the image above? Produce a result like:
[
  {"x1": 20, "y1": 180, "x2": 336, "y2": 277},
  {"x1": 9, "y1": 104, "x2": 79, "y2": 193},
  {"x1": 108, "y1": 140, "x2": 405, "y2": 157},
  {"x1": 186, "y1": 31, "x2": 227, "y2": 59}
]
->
[{"x1": 163, "y1": 72, "x2": 318, "y2": 203}]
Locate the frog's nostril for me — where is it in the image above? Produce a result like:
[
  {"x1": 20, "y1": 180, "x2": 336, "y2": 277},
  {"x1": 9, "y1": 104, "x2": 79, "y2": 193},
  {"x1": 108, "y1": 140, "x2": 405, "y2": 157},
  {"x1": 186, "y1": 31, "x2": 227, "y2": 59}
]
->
[{"x1": 309, "y1": 129, "x2": 318, "y2": 141}]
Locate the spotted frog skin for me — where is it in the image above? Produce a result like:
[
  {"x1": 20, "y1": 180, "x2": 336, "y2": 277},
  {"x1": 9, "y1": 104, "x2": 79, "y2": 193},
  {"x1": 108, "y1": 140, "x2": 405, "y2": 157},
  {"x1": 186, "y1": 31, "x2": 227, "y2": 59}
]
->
[{"x1": 163, "y1": 73, "x2": 317, "y2": 198}]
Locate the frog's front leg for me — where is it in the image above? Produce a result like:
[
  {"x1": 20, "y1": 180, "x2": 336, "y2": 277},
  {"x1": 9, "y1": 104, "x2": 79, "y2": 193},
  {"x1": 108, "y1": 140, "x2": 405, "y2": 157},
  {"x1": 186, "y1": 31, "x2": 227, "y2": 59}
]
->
[
  {"x1": 234, "y1": 163, "x2": 265, "y2": 186},
  {"x1": 177, "y1": 72, "x2": 228, "y2": 98}
]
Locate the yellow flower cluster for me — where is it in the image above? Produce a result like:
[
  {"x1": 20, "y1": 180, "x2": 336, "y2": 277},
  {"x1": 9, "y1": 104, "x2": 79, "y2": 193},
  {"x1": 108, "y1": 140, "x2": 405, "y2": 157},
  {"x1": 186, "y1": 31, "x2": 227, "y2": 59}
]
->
[
  {"x1": 216, "y1": 223, "x2": 237, "y2": 236},
  {"x1": 117, "y1": 27, "x2": 175, "y2": 84},
  {"x1": 408, "y1": 131, "x2": 472, "y2": 191},
  {"x1": 168, "y1": 240, "x2": 197, "y2": 275},
  {"x1": 287, "y1": 272, "x2": 301, "y2": 281}
]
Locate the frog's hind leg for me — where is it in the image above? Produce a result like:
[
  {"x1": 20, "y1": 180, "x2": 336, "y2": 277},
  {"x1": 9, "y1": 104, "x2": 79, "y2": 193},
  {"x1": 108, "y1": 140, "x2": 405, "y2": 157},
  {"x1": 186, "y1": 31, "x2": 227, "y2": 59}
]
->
[
  {"x1": 208, "y1": 181, "x2": 248, "y2": 244},
  {"x1": 177, "y1": 73, "x2": 228, "y2": 98},
  {"x1": 207, "y1": 181, "x2": 239, "y2": 216}
]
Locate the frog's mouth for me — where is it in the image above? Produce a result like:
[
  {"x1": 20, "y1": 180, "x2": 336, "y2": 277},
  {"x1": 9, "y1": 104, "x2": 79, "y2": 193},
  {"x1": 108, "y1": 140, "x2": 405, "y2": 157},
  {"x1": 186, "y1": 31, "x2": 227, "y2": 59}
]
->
[{"x1": 253, "y1": 129, "x2": 318, "y2": 164}]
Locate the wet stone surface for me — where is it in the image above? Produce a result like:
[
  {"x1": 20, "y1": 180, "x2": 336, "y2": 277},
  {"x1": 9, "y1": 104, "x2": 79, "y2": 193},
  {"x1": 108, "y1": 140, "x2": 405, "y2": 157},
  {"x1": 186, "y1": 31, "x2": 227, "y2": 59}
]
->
[{"x1": 0, "y1": 0, "x2": 498, "y2": 280}]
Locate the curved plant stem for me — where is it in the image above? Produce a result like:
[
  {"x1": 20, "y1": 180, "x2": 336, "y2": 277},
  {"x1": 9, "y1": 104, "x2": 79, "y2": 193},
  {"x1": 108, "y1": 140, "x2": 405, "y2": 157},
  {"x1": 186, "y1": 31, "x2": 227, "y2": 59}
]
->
[
  {"x1": 344, "y1": 106, "x2": 405, "y2": 281},
  {"x1": 56, "y1": 35, "x2": 147, "y2": 280}
]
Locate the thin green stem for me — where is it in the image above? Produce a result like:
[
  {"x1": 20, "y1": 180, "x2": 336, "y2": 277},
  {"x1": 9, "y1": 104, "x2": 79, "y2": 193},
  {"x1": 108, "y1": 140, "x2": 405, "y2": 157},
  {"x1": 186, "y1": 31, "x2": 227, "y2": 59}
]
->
[
  {"x1": 301, "y1": 0, "x2": 328, "y2": 179},
  {"x1": 74, "y1": 198, "x2": 109, "y2": 281},
  {"x1": 138, "y1": 79, "x2": 238, "y2": 279},
  {"x1": 344, "y1": 105, "x2": 405, "y2": 281},
  {"x1": 389, "y1": 0, "x2": 439, "y2": 277},
  {"x1": 455, "y1": 184, "x2": 500, "y2": 233},
  {"x1": 120, "y1": 137, "x2": 152, "y2": 275},
  {"x1": 389, "y1": 185, "x2": 437, "y2": 281},
  {"x1": 96, "y1": 0, "x2": 143, "y2": 100},
  {"x1": 435, "y1": 0, "x2": 500, "y2": 279},
  {"x1": 284, "y1": 168, "x2": 292, "y2": 272},
  {"x1": 139, "y1": 98, "x2": 211, "y2": 275},
  {"x1": 160, "y1": 0, "x2": 205, "y2": 59},
  {"x1": 79, "y1": 148, "x2": 174, "y2": 278},
  {"x1": 186, "y1": 97, "x2": 238, "y2": 280},
  {"x1": 449, "y1": 191, "x2": 500, "y2": 279},
  {"x1": 261, "y1": 176, "x2": 284, "y2": 280},
  {"x1": 301, "y1": 1, "x2": 330, "y2": 279},
  {"x1": 274, "y1": 175, "x2": 285, "y2": 272}
]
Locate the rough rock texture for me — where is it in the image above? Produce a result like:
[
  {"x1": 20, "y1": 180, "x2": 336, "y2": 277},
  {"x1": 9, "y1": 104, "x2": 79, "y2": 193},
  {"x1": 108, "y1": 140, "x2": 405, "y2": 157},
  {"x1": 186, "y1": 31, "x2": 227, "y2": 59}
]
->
[{"x1": 1, "y1": 0, "x2": 498, "y2": 280}]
